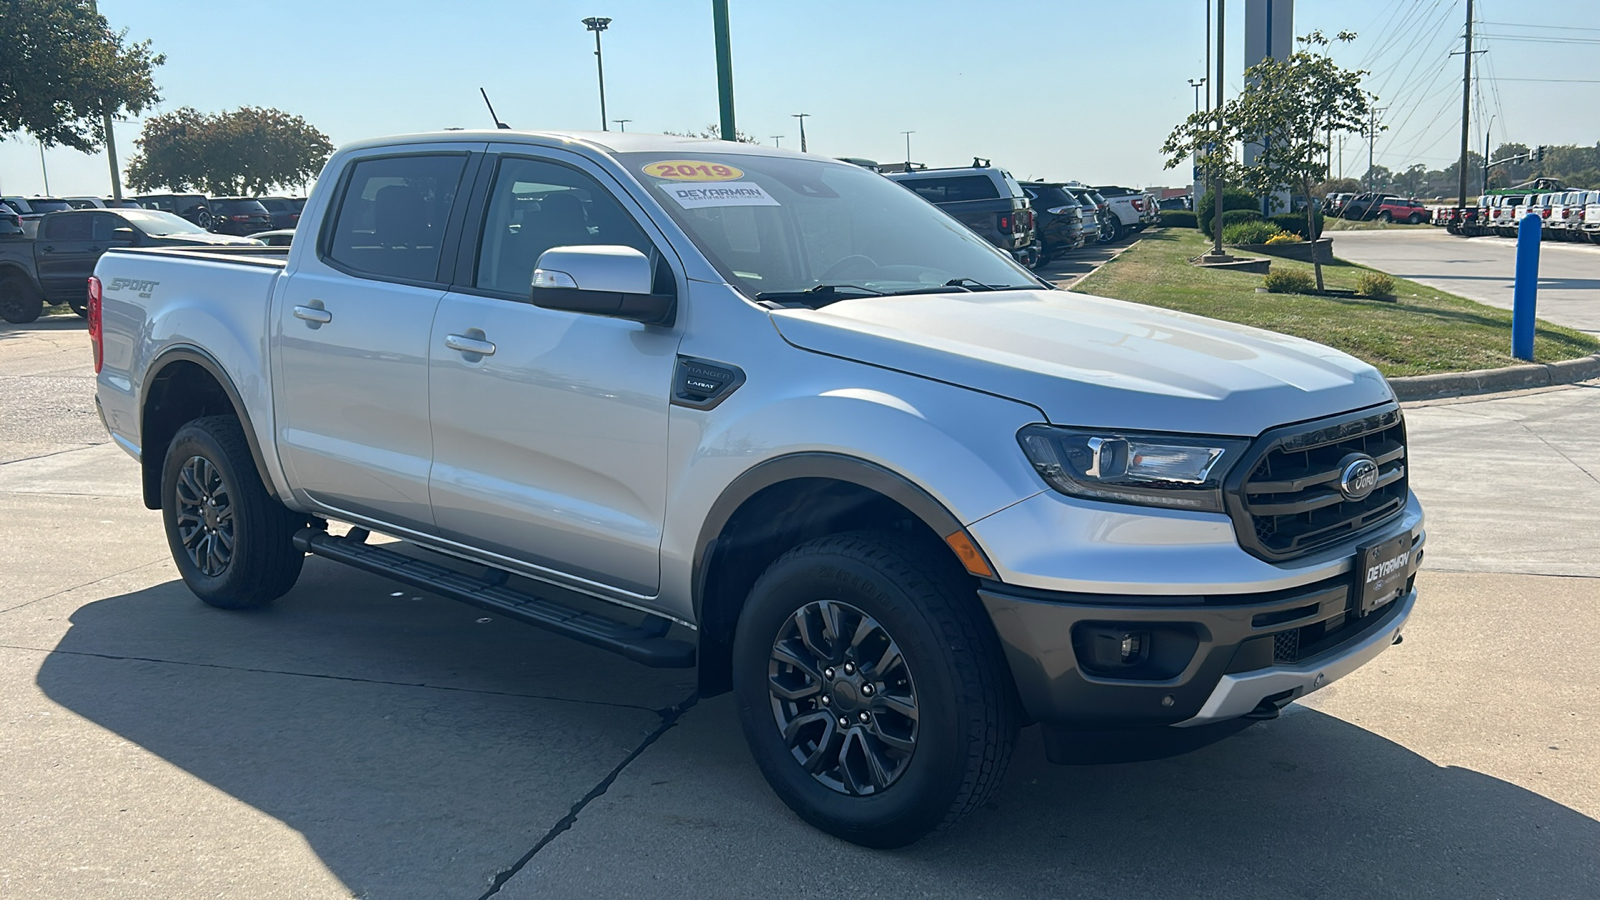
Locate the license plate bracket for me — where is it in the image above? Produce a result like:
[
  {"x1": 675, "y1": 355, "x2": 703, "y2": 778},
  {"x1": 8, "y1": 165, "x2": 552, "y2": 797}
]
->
[{"x1": 1356, "y1": 533, "x2": 1413, "y2": 616}]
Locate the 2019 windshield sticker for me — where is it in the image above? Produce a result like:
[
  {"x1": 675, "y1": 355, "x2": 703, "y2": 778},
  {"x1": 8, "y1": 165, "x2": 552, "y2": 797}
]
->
[
  {"x1": 643, "y1": 160, "x2": 745, "y2": 181},
  {"x1": 657, "y1": 181, "x2": 779, "y2": 209}
]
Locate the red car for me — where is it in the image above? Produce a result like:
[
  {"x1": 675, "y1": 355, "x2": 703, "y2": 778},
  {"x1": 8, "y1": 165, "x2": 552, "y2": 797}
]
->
[{"x1": 1342, "y1": 194, "x2": 1433, "y2": 223}]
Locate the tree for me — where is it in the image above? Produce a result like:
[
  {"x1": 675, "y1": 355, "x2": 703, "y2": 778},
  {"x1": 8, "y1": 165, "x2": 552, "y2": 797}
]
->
[
  {"x1": 1395, "y1": 163, "x2": 1427, "y2": 196},
  {"x1": 1164, "y1": 31, "x2": 1369, "y2": 289},
  {"x1": 1362, "y1": 164, "x2": 1393, "y2": 191},
  {"x1": 126, "y1": 107, "x2": 333, "y2": 195},
  {"x1": 0, "y1": 0, "x2": 164, "y2": 151},
  {"x1": 1315, "y1": 177, "x2": 1362, "y2": 196},
  {"x1": 666, "y1": 123, "x2": 761, "y2": 144}
]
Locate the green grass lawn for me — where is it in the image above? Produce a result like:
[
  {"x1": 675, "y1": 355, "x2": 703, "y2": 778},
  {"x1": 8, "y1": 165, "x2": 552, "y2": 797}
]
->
[
  {"x1": 1322, "y1": 218, "x2": 1435, "y2": 232},
  {"x1": 1073, "y1": 228, "x2": 1599, "y2": 377}
]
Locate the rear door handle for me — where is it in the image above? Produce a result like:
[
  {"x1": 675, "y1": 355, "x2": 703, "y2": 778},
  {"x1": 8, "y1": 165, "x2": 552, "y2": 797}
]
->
[
  {"x1": 444, "y1": 333, "x2": 496, "y2": 356},
  {"x1": 293, "y1": 305, "x2": 332, "y2": 324}
]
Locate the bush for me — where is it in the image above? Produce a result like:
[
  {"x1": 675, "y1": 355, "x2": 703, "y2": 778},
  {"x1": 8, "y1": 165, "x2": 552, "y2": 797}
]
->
[
  {"x1": 1264, "y1": 231, "x2": 1303, "y2": 245},
  {"x1": 1222, "y1": 221, "x2": 1283, "y2": 245},
  {"x1": 1262, "y1": 269, "x2": 1316, "y2": 294},
  {"x1": 1269, "y1": 212, "x2": 1325, "y2": 239},
  {"x1": 1202, "y1": 208, "x2": 1265, "y2": 239},
  {"x1": 1197, "y1": 187, "x2": 1259, "y2": 237},
  {"x1": 1160, "y1": 209, "x2": 1197, "y2": 228},
  {"x1": 1356, "y1": 271, "x2": 1395, "y2": 299}
]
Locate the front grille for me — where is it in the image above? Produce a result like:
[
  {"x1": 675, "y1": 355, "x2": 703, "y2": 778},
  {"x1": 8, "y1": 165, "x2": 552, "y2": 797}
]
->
[
  {"x1": 1272, "y1": 629, "x2": 1301, "y2": 663},
  {"x1": 1228, "y1": 405, "x2": 1408, "y2": 562}
]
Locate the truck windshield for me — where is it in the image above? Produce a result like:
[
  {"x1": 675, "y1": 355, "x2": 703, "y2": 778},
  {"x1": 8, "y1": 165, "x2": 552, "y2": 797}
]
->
[{"x1": 619, "y1": 152, "x2": 1041, "y2": 300}]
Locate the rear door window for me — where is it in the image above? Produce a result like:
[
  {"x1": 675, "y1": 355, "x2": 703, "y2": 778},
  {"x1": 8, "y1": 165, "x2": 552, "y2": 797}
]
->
[
  {"x1": 326, "y1": 154, "x2": 469, "y2": 283},
  {"x1": 900, "y1": 176, "x2": 1000, "y2": 202},
  {"x1": 43, "y1": 215, "x2": 92, "y2": 240}
]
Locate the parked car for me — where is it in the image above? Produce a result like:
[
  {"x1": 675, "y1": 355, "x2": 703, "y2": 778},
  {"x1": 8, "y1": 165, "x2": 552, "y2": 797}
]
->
[
  {"x1": 91, "y1": 129, "x2": 1421, "y2": 848},
  {"x1": 0, "y1": 205, "x2": 23, "y2": 238},
  {"x1": 1324, "y1": 192, "x2": 1354, "y2": 217},
  {"x1": 136, "y1": 194, "x2": 214, "y2": 228},
  {"x1": 1067, "y1": 187, "x2": 1116, "y2": 243},
  {"x1": 2, "y1": 197, "x2": 73, "y2": 237},
  {"x1": 64, "y1": 197, "x2": 108, "y2": 209},
  {"x1": 1021, "y1": 182, "x2": 1086, "y2": 265},
  {"x1": 1547, "y1": 191, "x2": 1584, "y2": 241},
  {"x1": 887, "y1": 160, "x2": 1038, "y2": 265},
  {"x1": 0, "y1": 208, "x2": 261, "y2": 323},
  {"x1": 1582, "y1": 190, "x2": 1600, "y2": 243},
  {"x1": 256, "y1": 196, "x2": 303, "y2": 230},
  {"x1": 208, "y1": 197, "x2": 274, "y2": 236},
  {"x1": 1091, "y1": 185, "x2": 1156, "y2": 240},
  {"x1": 1341, "y1": 194, "x2": 1429, "y2": 223}
]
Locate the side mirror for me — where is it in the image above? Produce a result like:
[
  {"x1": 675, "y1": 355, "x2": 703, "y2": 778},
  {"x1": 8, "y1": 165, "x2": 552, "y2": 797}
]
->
[
  {"x1": 530, "y1": 245, "x2": 674, "y2": 327},
  {"x1": 111, "y1": 226, "x2": 137, "y2": 244}
]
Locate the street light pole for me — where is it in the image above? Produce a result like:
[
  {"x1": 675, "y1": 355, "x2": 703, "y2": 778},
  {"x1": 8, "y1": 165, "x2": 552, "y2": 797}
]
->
[
  {"x1": 88, "y1": 0, "x2": 122, "y2": 198},
  {"x1": 792, "y1": 113, "x2": 810, "y2": 153},
  {"x1": 1187, "y1": 78, "x2": 1205, "y2": 114},
  {"x1": 582, "y1": 17, "x2": 612, "y2": 131},
  {"x1": 901, "y1": 130, "x2": 914, "y2": 167},
  {"x1": 612, "y1": 119, "x2": 631, "y2": 132},
  {"x1": 771, "y1": 135, "x2": 783, "y2": 148},
  {"x1": 1205, "y1": 0, "x2": 1227, "y2": 261},
  {"x1": 712, "y1": 0, "x2": 737, "y2": 141}
]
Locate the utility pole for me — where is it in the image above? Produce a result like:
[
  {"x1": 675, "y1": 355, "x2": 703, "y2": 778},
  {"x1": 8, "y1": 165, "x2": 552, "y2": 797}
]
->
[
  {"x1": 712, "y1": 0, "x2": 737, "y2": 142},
  {"x1": 582, "y1": 17, "x2": 612, "y2": 131},
  {"x1": 1365, "y1": 102, "x2": 1387, "y2": 190},
  {"x1": 901, "y1": 130, "x2": 914, "y2": 167},
  {"x1": 88, "y1": 0, "x2": 122, "y2": 198},
  {"x1": 38, "y1": 140, "x2": 50, "y2": 195},
  {"x1": 1205, "y1": 0, "x2": 1227, "y2": 261},
  {"x1": 1205, "y1": 0, "x2": 1212, "y2": 115},
  {"x1": 770, "y1": 135, "x2": 783, "y2": 148},
  {"x1": 612, "y1": 119, "x2": 631, "y2": 132},
  {"x1": 1481, "y1": 117, "x2": 1493, "y2": 192},
  {"x1": 793, "y1": 113, "x2": 810, "y2": 153},
  {"x1": 1456, "y1": 0, "x2": 1474, "y2": 210}
]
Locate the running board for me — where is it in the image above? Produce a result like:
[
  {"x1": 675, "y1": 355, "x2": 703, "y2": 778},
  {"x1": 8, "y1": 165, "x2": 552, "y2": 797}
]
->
[{"x1": 292, "y1": 528, "x2": 695, "y2": 668}]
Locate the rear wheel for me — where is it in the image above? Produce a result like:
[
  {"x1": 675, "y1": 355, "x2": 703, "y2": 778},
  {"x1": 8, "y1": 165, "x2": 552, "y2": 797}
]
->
[
  {"x1": 162, "y1": 416, "x2": 304, "y2": 609},
  {"x1": 1378, "y1": 211, "x2": 1393, "y2": 223},
  {"x1": 0, "y1": 273, "x2": 43, "y2": 324},
  {"x1": 68, "y1": 299, "x2": 88, "y2": 318},
  {"x1": 733, "y1": 531, "x2": 1019, "y2": 848},
  {"x1": 1407, "y1": 214, "x2": 1424, "y2": 225},
  {"x1": 1099, "y1": 219, "x2": 1118, "y2": 243}
]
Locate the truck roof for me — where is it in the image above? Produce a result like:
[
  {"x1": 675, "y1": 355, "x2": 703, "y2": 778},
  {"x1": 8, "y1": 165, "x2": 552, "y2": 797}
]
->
[{"x1": 335, "y1": 129, "x2": 817, "y2": 161}]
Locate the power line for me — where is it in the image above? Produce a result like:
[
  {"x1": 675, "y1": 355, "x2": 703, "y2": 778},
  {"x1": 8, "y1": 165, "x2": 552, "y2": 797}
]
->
[
  {"x1": 1483, "y1": 77, "x2": 1600, "y2": 83},
  {"x1": 1479, "y1": 20, "x2": 1600, "y2": 32},
  {"x1": 1476, "y1": 34, "x2": 1600, "y2": 45}
]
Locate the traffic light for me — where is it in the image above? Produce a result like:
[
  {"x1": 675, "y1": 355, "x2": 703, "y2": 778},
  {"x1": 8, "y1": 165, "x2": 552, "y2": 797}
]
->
[{"x1": 1533, "y1": 145, "x2": 1545, "y2": 165}]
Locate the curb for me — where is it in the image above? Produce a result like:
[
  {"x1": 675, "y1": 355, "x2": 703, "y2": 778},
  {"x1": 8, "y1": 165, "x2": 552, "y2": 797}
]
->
[
  {"x1": 1388, "y1": 354, "x2": 1600, "y2": 401},
  {"x1": 1062, "y1": 239, "x2": 1140, "y2": 290}
]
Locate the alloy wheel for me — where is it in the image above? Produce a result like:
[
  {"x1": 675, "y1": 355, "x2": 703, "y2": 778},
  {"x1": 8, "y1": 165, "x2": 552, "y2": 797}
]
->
[
  {"x1": 767, "y1": 599, "x2": 919, "y2": 796},
  {"x1": 174, "y1": 455, "x2": 235, "y2": 576}
]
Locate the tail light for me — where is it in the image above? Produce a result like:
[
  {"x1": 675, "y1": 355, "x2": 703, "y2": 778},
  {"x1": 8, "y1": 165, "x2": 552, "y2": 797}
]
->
[
  {"x1": 997, "y1": 213, "x2": 1012, "y2": 232},
  {"x1": 231, "y1": 214, "x2": 251, "y2": 221},
  {"x1": 87, "y1": 276, "x2": 103, "y2": 374},
  {"x1": 1542, "y1": 207, "x2": 1552, "y2": 218},
  {"x1": 1561, "y1": 209, "x2": 1571, "y2": 218},
  {"x1": 1131, "y1": 198, "x2": 1144, "y2": 211}
]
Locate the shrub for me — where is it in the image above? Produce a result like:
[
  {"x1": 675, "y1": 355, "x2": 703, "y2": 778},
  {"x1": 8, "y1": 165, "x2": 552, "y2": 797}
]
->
[
  {"x1": 1202, "y1": 208, "x2": 1266, "y2": 238},
  {"x1": 1269, "y1": 212, "x2": 1325, "y2": 239},
  {"x1": 1356, "y1": 271, "x2": 1396, "y2": 299},
  {"x1": 1262, "y1": 269, "x2": 1316, "y2": 294},
  {"x1": 1160, "y1": 209, "x2": 1197, "y2": 228},
  {"x1": 1197, "y1": 186, "x2": 1259, "y2": 236},
  {"x1": 1221, "y1": 220, "x2": 1283, "y2": 245},
  {"x1": 1264, "y1": 231, "x2": 1303, "y2": 245}
]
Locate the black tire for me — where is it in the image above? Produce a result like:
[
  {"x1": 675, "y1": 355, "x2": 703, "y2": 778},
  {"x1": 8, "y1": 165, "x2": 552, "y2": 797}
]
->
[
  {"x1": 732, "y1": 531, "x2": 1018, "y2": 848},
  {"x1": 1407, "y1": 214, "x2": 1424, "y2": 225},
  {"x1": 0, "y1": 273, "x2": 43, "y2": 324},
  {"x1": 161, "y1": 415, "x2": 304, "y2": 609},
  {"x1": 1378, "y1": 211, "x2": 1393, "y2": 223},
  {"x1": 1102, "y1": 219, "x2": 1121, "y2": 242},
  {"x1": 68, "y1": 299, "x2": 88, "y2": 318}
]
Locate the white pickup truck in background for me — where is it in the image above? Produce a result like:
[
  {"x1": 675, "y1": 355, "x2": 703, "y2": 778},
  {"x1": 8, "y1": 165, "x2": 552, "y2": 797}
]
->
[{"x1": 90, "y1": 129, "x2": 1423, "y2": 847}]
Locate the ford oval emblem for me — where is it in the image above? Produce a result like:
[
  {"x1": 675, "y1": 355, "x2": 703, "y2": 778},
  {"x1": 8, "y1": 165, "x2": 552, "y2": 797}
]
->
[{"x1": 1338, "y1": 455, "x2": 1380, "y2": 501}]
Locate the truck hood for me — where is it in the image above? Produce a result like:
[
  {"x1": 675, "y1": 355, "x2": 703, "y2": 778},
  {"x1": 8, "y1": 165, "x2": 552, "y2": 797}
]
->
[{"x1": 769, "y1": 289, "x2": 1393, "y2": 435}]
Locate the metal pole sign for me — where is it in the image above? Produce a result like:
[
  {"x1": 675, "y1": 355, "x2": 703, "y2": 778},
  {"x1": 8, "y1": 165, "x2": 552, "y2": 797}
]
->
[{"x1": 1511, "y1": 212, "x2": 1541, "y2": 361}]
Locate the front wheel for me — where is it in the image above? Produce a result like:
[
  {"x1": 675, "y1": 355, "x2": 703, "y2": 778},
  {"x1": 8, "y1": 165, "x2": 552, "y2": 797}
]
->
[
  {"x1": 1408, "y1": 214, "x2": 1424, "y2": 225},
  {"x1": 162, "y1": 416, "x2": 304, "y2": 609},
  {"x1": 0, "y1": 274, "x2": 43, "y2": 324},
  {"x1": 733, "y1": 531, "x2": 1019, "y2": 848},
  {"x1": 1378, "y1": 211, "x2": 1393, "y2": 223}
]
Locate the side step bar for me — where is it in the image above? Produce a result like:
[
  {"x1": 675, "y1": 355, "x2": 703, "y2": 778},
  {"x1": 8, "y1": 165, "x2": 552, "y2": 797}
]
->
[{"x1": 292, "y1": 528, "x2": 695, "y2": 668}]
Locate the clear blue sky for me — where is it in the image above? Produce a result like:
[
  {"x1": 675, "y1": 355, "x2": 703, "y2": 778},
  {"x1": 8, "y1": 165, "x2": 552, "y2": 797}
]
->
[{"x1": 2, "y1": 0, "x2": 1595, "y2": 198}]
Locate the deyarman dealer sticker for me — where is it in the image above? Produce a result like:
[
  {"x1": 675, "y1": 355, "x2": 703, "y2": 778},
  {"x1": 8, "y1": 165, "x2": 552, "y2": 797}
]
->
[{"x1": 658, "y1": 181, "x2": 780, "y2": 209}]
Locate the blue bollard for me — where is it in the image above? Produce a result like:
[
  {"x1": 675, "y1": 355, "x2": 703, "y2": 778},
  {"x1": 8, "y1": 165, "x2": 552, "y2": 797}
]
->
[{"x1": 1512, "y1": 212, "x2": 1542, "y2": 361}]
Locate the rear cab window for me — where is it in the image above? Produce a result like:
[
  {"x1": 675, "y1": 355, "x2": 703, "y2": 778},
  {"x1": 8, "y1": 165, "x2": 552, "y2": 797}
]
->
[
  {"x1": 325, "y1": 154, "x2": 469, "y2": 283},
  {"x1": 42, "y1": 214, "x2": 91, "y2": 240}
]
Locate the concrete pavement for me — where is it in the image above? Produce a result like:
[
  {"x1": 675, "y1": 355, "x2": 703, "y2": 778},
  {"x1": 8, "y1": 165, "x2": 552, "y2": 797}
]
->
[
  {"x1": 1333, "y1": 228, "x2": 1600, "y2": 334},
  {"x1": 2, "y1": 319, "x2": 1598, "y2": 898}
]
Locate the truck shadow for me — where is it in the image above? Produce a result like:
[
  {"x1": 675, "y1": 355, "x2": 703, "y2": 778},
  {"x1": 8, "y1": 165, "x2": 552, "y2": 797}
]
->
[{"x1": 32, "y1": 563, "x2": 1600, "y2": 898}]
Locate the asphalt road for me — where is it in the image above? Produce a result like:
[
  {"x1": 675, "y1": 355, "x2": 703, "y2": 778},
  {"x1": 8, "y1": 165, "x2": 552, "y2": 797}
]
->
[
  {"x1": 2, "y1": 317, "x2": 1598, "y2": 899},
  {"x1": 1333, "y1": 228, "x2": 1600, "y2": 334}
]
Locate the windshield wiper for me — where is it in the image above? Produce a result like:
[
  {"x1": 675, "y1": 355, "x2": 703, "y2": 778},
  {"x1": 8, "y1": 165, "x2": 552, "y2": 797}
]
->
[
  {"x1": 754, "y1": 283, "x2": 886, "y2": 305},
  {"x1": 875, "y1": 278, "x2": 1032, "y2": 297}
]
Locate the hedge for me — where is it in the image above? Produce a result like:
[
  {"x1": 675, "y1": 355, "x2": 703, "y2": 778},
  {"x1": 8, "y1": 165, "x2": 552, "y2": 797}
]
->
[
  {"x1": 1196, "y1": 187, "x2": 1259, "y2": 237},
  {"x1": 1269, "y1": 212, "x2": 1325, "y2": 239},
  {"x1": 1160, "y1": 209, "x2": 1198, "y2": 228},
  {"x1": 1202, "y1": 208, "x2": 1264, "y2": 238}
]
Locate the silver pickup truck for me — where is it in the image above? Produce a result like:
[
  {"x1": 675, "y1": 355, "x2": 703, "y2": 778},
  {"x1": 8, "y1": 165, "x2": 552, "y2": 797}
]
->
[{"x1": 91, "y1": 130, "x2": 1423, "y2": 848}]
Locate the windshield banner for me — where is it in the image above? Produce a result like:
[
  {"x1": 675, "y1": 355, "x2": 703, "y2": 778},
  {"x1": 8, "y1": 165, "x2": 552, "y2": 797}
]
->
[{"x1": 657, "y1": 181, "x2": 780, "y2": 209}]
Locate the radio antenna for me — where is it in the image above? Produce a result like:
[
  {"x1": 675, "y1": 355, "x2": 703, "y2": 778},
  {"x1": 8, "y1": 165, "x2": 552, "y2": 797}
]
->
[{"x1": 480, "y1": 88, "x2": 510, "y2": 129}]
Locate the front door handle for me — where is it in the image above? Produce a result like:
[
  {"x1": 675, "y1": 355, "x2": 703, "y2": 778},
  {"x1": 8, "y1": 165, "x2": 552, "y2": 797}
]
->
[
  {"x1": 444, "y1": 333, "x2": 496, "y2": 356},
  {"x1": 293, "y1": 305, "x2": 332, "y2": 324}
]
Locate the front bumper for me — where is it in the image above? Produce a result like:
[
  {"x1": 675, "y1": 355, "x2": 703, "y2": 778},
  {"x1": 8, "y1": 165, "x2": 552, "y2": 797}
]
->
[{"x1": 976, "y1": 515, "x2": 1423, "y2": 750}]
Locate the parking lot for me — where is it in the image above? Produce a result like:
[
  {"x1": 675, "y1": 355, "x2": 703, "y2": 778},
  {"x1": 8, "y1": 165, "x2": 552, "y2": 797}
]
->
[{"x1": 2, "y1": 315, "x2": 1597, "y2": 899}]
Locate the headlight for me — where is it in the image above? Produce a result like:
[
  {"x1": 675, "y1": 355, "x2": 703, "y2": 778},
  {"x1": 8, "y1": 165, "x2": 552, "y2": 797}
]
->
[{"x1": 1017, "y1": 425, "x2": 1250, "y2": 512}]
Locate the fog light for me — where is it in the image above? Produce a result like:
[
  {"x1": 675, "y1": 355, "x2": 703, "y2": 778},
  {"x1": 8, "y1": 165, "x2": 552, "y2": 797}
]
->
[{"x1": 1083, "y1": 626, "x2": 1149, "y2": 670}]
